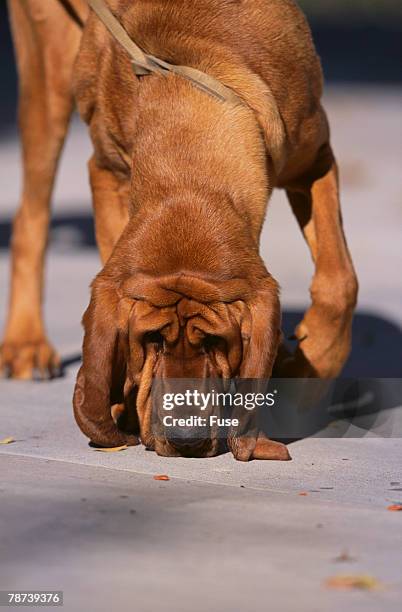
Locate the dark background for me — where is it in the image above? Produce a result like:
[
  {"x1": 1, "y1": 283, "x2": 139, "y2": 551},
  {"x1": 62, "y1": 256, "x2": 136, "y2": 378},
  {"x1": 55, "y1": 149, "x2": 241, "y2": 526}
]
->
[{"x1": 1, "y1": 1, "x2": 402, "y2": 132}]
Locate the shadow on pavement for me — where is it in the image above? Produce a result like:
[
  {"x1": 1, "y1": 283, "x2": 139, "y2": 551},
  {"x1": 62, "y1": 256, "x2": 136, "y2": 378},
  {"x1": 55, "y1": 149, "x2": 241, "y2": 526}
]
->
[
  {"x1": 283, "y1": 312, "x2": 402, "y2": 378},
  {"x1": 0, "y1": 212, "x2": 96, "y2": 251},
  {"x1": 61, "y1": 353, "x2": 83, "y2": 371},
  {"x1": 278, "y1": 312, "x2": 402, "y2": 437}
]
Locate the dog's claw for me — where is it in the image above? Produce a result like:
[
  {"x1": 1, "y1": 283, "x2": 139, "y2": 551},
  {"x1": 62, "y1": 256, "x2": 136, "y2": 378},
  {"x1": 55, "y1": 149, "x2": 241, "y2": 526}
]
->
[{"x1": 0, "y1": 340, "x2": 61, "y2": 380}]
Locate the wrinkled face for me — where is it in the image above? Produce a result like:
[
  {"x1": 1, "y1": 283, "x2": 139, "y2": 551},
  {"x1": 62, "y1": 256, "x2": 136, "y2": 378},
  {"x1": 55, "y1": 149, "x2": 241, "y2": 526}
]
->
[
  {"x1": 73, "y1": 273, "x2": 280, "y2": 459},
  {"x1": 126, "y1": 297, "x2": 244, "y2": 458}
]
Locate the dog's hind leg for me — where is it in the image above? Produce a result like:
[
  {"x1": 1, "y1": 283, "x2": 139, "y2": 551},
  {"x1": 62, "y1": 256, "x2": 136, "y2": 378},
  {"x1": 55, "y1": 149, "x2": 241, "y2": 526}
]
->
[
  {"x1": 1, "y1": 1, "x2": 85, "y2": 379},
  {"x1": 282, "y1": 144, "x2": 358, "y2": 378}
]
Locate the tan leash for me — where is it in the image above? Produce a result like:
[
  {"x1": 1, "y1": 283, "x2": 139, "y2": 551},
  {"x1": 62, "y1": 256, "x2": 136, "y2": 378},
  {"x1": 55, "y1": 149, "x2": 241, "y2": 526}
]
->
[{"x1": 87, "y1": 0, "x2": 243, "y2": 106}]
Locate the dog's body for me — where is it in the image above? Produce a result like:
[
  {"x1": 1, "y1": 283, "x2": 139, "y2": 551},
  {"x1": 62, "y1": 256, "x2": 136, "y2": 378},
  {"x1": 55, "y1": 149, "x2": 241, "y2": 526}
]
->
[{"x1": 2, "y1": 0, "x2": 357, "y2": 460}]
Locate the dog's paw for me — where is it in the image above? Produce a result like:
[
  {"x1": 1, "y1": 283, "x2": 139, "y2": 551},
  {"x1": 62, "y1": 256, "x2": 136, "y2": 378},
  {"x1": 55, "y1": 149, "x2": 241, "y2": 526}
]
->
[
  {"x1": 251, "y1": 436, "x2": 291, "y2": 461},
  {"x1": 229, "y1": 433, "x2": 291, "y2": 461},
  {"x1": 228, "y1": 436, "x2": 257, "y2": 462},
  {"x1": 0, "y1": 339, "x2": 61, "y2": 380}
]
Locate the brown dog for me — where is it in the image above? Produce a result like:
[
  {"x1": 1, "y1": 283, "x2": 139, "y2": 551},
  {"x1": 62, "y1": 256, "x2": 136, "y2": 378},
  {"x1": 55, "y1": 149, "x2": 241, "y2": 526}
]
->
[{"x1": 2, "y1": 0, "x2": 358, "y2": 460}]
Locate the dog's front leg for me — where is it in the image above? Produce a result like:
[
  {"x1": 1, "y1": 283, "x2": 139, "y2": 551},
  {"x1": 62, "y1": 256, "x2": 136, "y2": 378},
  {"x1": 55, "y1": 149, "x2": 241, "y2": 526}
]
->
[
  {"x1": 283, "y1": 146, "x2": 358, "y2": 378},
  {"x1": 227, "y1": 383, "x2": 291, "y2": 461}
]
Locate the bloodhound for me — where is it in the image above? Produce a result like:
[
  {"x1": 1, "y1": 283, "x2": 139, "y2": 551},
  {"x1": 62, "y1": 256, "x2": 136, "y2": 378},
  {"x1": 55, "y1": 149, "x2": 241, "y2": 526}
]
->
[{"x1": 2, "y1": 0, "x2": 358, "y2": 460}]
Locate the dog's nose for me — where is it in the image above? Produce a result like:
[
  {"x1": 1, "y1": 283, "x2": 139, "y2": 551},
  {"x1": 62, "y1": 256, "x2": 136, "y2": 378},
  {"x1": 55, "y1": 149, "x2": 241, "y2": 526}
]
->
[{"x1": 166, "y1": 426, "x2": 207, "y2": 450}]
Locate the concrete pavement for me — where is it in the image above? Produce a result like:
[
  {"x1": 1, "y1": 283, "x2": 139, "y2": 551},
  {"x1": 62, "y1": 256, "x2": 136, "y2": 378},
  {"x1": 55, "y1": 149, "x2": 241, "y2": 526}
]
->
[{"x1": 1, "y1": 452, "x2": 402, "y2": 612}]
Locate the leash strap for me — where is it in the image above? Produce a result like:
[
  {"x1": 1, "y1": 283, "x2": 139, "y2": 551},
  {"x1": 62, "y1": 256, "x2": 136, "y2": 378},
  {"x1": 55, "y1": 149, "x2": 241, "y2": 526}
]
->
[{"x1": 87, "y1": 0, "x2": 243, "y2": 105}]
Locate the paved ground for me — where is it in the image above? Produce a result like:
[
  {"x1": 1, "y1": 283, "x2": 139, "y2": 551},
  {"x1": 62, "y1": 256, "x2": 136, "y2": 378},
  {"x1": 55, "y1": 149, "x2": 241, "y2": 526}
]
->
[{"x1": 0, "y1": 87, "x2": 402, "y2": 611}]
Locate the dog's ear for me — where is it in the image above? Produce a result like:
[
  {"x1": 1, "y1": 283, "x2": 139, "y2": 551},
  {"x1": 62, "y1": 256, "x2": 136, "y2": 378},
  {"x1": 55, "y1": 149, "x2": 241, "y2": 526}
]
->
[
  {"x1": 73, "y1": 280, "x2": 138, "y2": 447},
  {"x1": 227, "y1": 277, "x2": 281, "y2": 461},
  {"x1": 239, "y1": 276, "x2": 281, "y2": 378}
]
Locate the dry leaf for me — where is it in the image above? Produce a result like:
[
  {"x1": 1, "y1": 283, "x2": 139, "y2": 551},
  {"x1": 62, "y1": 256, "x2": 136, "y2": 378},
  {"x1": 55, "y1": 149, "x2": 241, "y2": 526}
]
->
[
  {"x1": 325, "y1": 575, "x2": 381, "y2": 591},
  {"x1": 93, "y1": 445, "x2": 128, "y2": 453},
  {"x1": 0, "y1": 437, "x2": 15, "y2": 445},
  {"x1": 153, "y1": 474, "x2": 170, "y2": 481},
  {"x1": 387, "y1": 504, "x2": 402, "y2": 512},
  {"x1": 333, "y1": 550, "x2": 356, "y2": 563}
]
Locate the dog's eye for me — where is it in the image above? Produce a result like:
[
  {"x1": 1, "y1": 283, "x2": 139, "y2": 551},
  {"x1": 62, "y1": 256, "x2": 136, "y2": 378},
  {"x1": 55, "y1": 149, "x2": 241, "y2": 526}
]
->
[{"x1": 144, "y1": 331, "x2": 164, "y2": 347}]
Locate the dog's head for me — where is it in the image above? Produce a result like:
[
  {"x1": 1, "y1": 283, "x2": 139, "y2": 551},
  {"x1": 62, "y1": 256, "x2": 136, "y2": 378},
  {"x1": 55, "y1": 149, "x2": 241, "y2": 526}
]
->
[{"x1": 73, "y1": 270, "x2": 280, "y2": 458}]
